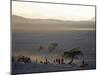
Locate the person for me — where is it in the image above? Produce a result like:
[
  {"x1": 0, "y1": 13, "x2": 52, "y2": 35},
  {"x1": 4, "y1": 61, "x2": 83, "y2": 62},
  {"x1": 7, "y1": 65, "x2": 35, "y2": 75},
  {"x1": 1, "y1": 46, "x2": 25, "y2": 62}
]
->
[
  {"x1": 40, "y1": 61, "x2": 43, "y2": 63},
  {"x1": 12, "y1": 56, "x2": 15, "y2": 63},
  {"x1": 56, "y1": 58, "x2": 58, "y2": 64},
  {"x1": 80, "y1": 60, "x2": 88, "y2": 67},
  {"x1": 58, "y1": 58, "x2": 60, "y2": 64},
  {"x1": 45, "y1": 58, "x2": 48, "y2": 64},
  {"x1": 61, "y1": 58, "x2": 64, "y2": 64}
]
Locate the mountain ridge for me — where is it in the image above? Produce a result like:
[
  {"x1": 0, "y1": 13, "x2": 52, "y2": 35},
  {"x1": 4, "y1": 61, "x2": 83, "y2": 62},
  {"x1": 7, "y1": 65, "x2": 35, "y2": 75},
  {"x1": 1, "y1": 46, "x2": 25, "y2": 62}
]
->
[{"x1": 12, "y1": 15, "x2": 96, "y2": 32}]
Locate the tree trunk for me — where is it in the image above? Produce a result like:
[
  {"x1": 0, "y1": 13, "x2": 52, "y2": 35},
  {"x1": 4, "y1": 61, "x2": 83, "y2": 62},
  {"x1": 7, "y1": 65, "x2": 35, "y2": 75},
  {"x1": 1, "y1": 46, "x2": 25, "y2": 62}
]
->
[{"x1": 68, "y1": 56, "x2": 74, "y2": 64}]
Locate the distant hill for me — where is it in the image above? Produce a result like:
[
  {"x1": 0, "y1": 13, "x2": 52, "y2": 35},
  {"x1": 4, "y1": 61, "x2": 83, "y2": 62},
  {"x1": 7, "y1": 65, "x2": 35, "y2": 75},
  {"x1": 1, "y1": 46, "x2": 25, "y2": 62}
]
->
[
  {"x1": 90, "y1": 17, "x2": 95, "y2": 21},
  {"x1": 12, "y1": 15, "x2": 95, "y2": 32}
]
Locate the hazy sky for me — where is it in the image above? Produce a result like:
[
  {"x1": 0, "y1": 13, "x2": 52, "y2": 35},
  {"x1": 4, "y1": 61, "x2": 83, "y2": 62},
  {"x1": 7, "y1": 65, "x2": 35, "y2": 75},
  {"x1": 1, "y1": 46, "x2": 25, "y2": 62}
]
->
[{"x1": 12, "y1": 1, "x2": 95, "y2": 21}]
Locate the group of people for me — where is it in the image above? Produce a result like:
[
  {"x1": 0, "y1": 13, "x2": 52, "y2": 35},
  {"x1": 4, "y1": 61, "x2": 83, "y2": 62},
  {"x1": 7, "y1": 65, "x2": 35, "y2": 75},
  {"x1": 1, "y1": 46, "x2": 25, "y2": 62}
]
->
[
  {"x1": 36, "y1": 58, "x2": 65, "y2": 64},
  {"x1": 53, "y1": 58, "x2": 65, "y2": 64},
  {"x1": 12, "y1": 56, "x2": 31, "y2": 63}
]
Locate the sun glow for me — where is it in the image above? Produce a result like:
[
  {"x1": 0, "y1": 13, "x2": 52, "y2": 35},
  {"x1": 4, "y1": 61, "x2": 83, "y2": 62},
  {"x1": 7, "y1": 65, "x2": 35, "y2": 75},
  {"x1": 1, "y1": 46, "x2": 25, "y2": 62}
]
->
[{"x1": 12, "y1": 1, "x2": 95, "y2": 21}]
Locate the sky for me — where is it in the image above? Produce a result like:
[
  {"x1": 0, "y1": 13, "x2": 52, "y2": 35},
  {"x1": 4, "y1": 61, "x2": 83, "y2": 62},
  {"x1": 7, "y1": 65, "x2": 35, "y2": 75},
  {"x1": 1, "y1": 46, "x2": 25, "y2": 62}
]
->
[{"x1": 12, "y1": 1, "x2": 95, "y2": 21}]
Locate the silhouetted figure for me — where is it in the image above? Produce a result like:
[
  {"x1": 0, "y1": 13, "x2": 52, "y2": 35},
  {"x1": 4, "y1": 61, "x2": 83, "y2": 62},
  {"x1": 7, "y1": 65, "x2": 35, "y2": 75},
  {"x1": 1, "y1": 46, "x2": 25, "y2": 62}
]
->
[
  {"x1": 21, "y1": 56, "x2": 25, "y2": 62},
  {"x1": 82, "y1": 60, "x2": 85, "y2": 64},
  {"x1": 56, "y1": 58, "x2": 58, "y2": 64},
  {"x1": 61, "y1": 58, "x2": 64, "y2": 64},
  {"x1": 27, "y1": 57, "x2": 31, "y2": 63},
  {"x1": 12, "y1": 56, "x2": 15, "y2": 63},
  {"x1": 58, "y1": 58, "x2": 60, "y2": 64},
  {"x1": 80, "y1": 60, "x2": 88, "y2": 67},
  {"x1": 40, "y1": 61, "x2": 43, "y2": 63},
  {"x1": 13, "y1": 55, "x2": 32, "y2": 63},
  {"x1": 45, "y1": 58, "x2": 48, "y2": 64}
]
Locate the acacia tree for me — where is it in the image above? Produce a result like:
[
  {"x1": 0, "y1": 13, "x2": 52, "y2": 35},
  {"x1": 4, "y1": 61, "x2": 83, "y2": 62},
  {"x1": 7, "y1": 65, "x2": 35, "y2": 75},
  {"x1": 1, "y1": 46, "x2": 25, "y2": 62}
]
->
[
  {"x1": 47, "y1": 42, "x2": 58, "y2": 63},
  {"x1": 48, "y1": 42, "x2": 58, "y2": 52},
  {"x1": 63, "y1": 47, "x2": 84, "y2": 64}
]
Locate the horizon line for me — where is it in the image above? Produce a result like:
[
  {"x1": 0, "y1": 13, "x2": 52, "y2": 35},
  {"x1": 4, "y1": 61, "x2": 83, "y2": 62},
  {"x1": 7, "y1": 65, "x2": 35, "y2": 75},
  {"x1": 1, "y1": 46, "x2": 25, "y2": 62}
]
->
[{"x1": 12, "y1": 14, "x2": 95, "y2": 22}]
